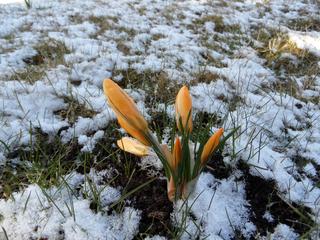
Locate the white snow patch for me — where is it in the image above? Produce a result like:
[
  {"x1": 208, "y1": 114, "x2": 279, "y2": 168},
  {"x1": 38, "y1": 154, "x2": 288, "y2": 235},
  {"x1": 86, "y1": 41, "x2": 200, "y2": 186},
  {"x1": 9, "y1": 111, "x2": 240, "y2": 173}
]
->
[
  {"x1": 0, "y1": 175, "x2": 140, "y2": 239},
  {"x1": 270, "y1": 224, "x2": 299, "y2": 240},
  {"x1": 78, "y1": 130, "x2": 104, "y2": 152},
  {"x1": 289, "y1": 31, "x2": 320, "y2": 57},
  {"x1": 263, "y1": 211, "x2": 274, "y2": 223},
  {"x1": 173, "y1": 173, "x2": 254, "y2": 239}
]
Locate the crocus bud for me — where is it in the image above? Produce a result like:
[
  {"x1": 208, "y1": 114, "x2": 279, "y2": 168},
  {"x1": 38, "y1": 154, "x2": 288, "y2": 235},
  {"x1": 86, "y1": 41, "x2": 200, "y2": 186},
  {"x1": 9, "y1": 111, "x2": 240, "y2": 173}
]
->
[
  {"x1": 200, "y1": 128, "x2": 224, "y2": 165},
  {"x1": 175, "y1": 86, "x2": 192, "y2": 133},
  {"x1": 103, "y1": 79, "x2": 150, "y2": 146},
  {"x1": 172, "y1": 137, "x2": 182, "y2": 170}
]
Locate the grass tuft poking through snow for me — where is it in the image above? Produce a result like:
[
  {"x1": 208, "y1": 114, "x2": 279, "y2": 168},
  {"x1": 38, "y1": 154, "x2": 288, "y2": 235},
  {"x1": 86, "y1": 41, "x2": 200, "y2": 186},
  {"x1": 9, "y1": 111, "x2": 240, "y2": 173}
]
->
[{"x1": 0, "y1": 173, "x2": 140, "y2": 240}]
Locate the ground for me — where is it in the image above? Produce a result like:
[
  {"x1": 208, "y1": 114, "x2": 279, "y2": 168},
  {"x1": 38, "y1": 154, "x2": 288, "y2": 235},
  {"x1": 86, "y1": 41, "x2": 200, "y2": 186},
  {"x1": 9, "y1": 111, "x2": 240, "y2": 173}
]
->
[{"x1": 0, "y1": 0, "x2": 319, "y2": 239}]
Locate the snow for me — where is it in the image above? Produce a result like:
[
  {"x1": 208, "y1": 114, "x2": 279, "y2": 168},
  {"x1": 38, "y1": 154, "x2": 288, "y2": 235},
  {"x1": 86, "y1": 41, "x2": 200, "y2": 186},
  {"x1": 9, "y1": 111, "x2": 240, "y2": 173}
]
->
[
  {"x1": 0, "y1": 0, "x2": 24, "y2": 4},
  {"x1": 145, "y1": 236, "x2": 167, "y2": 240},
  {"x1": 0, "y1": 80, "x2": 69, "y2": 147},
  {"x1": 263, "y1": 211, "x2": 274, "y2": 223},
  {"x1": 177, "y1": 173, "x2": 255, "y2": 239},
  {"x1": 78, "y1": 130, "x2": 105, "y2": 152},
  {"x1": 0, "y1": 172, "x2": 140, "y2": 239},
  {"x1": 289, "y1": 31, "x2": 320, "y2": 57},
  {"x1": 270, "y1": 224, "x2": 299, "y2": 240},
  {"x1": 0, "y1": 0, "x2": 319, "y2": 238},
  {"x1": 139, "y1": 154, "x2": 163, "y2": 172}
]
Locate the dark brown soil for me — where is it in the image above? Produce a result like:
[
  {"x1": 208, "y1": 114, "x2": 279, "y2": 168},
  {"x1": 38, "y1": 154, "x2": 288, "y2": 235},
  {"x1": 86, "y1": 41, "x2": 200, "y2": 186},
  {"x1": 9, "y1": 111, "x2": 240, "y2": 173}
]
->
[
  {"x1": 205, "y1": 152, "x2": 232, "y2": 179},
  {"x1": 23, "y1": 53, "x2": 45, "y2": 65},
  {"x1": 92, "y1": 133, "x2": 173, "y2": 239},
  {"x1": 131, "y1": 176, "x2": 173, "y2": 239},
  {"x1": 107, "y1": 154, "x2": 173, "y2": 239},
  {"x1": 237, "y1": 161, "x2": 314, "y2": 238}
]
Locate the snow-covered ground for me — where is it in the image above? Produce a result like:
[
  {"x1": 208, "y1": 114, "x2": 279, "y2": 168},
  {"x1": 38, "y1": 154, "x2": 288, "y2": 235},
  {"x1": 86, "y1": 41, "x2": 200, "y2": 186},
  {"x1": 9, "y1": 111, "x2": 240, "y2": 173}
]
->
[{"x1": 0, "y1": 0, "x2": 319, "y2": 239}]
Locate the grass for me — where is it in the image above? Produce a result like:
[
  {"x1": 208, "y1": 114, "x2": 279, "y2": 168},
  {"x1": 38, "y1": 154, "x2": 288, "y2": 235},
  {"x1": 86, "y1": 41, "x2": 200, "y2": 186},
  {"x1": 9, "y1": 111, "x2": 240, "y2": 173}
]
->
[
  {"x1": 199, "y1": 28, "x2": 247, "y2": 58},
  {"x1": 10, "y1": 40, "x2": 70, "y2": 84},
  {"x1": 255, "y1": 32, "x2": 319, "y2": 75},
  {"x1": 190, "y1": 70, "x2": 224, "y2": 85},
  {"x1": 54, "y1": 95, "x2": 97, "y2": 125},
  {"x1": 252, "y1": 30, "x2": 320, "y2": 103},
  {"x1": 262, "y1": 37, "x2": 314, "y2": 65},
  {"x1": 193, "y1": 15, "x2": 241, "y2": 33},
  {"x1": 1, "y1": 0, "x2": 320, "y2": 238},
  {"x1": 112, "y1": 68, "x2": 181, "y2": 107},
  {"x1": 3, "y1": 34, "x2": 15, "y2": 43},
  {"x1": 0, "y1": 123, "x2": 121, "y2": 200},
  {"x1": 88, "y1": 15, "x2": 115, "y2": 37},
  {"x1": 9, "y1": 66, "x2": 45, "y2": 84},
  {"x1": 34, "y1": 40, "x2": 70, "y2": 66},
  {"x1": 288, "y1": 17, "x2": 320, "y2": 32},
  {"x1": 187, "y1": 11, "x2": 246, "y2": 59},
  {"x1": 151, "y1": 33, "x2": 165, "y2": 41},
  {"x1": 24, "y1": 0, "x2": 31, "y2": 9},
  {"x1": 0, "y1": 120, "x2": 147, "y2": 210},
  {"x1": 3, "y1": 61, "x2": 316, "y2": 237},
  {"x1": 192, "y1": 112, "x2": 221, "y2": 141},
  {"x1": 170, "y1": 200, "x2": 202, "y2": 239},
  {"x1": 0, "y1": 129, "x2": 81, "y2": 198}
]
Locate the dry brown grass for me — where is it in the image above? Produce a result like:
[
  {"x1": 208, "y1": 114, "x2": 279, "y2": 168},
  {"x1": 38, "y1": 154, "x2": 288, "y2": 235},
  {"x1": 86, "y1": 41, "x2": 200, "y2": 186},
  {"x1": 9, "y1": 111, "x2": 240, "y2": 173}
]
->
[
  {"x1": 9, "y1": 40, "x2": 70, "y2": 84},
  {"x1": 112, "y1": 68, "x2": 180, "y2": 105},
  {"x1": 88, "y1": 15, "x2": 115, "y2": 37},
  {"x1": 193, "y1": 15, "x2": 241, "y2": 33},
  {"x1": 54, "y1": 96, "x2": 97, "y2": 124},
  {"x1": 288, "y1": 17, "x2": 320, "y2": 32},
  {"x1": 256, "y1": 33, "x2": 319, "y2": 77}
]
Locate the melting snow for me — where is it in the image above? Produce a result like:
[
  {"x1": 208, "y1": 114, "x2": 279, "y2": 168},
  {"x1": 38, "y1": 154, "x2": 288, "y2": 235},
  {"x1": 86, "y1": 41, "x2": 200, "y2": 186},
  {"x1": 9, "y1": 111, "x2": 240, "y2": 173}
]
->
[{"x1": 0, "y1": 0, "x2": 319, "y2": 239}]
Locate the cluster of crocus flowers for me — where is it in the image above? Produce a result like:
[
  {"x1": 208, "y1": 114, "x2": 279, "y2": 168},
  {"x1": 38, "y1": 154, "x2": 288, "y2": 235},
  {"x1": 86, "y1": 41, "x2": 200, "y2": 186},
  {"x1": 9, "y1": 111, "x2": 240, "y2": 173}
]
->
[{"x1": 103, "y1": 79, "x2": 224, "y2": 201}]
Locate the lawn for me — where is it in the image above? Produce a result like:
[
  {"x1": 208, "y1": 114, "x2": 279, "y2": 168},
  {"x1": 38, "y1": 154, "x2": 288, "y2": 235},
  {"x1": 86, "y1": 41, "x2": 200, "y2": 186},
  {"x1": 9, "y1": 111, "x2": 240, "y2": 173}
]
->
[{"x1": 0, "y1": 0, "x2": 319, "y2": 239}]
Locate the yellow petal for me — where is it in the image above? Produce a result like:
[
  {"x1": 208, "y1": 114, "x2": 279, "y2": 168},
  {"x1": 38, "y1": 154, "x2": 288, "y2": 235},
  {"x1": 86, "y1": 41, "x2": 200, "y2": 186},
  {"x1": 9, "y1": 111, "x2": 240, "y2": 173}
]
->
[
  {"x1": 200, "y1": 128, "x2": 224, "y2": 165},
  {"x1": 175, "y1": 86, "x2": 192, "y2": 133},
  {"x1": 117, "y1": 137, "x2": 150, "y2": 157},
  {"x1": 116, "y1": 113, "x2": 150, "y2": 146},
  {"x1": 103, "y1": 79, "x2": 150, "y2": 146},
  {"x1": 172, "y1": 137, "x2": 182, "y2": 170}
]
